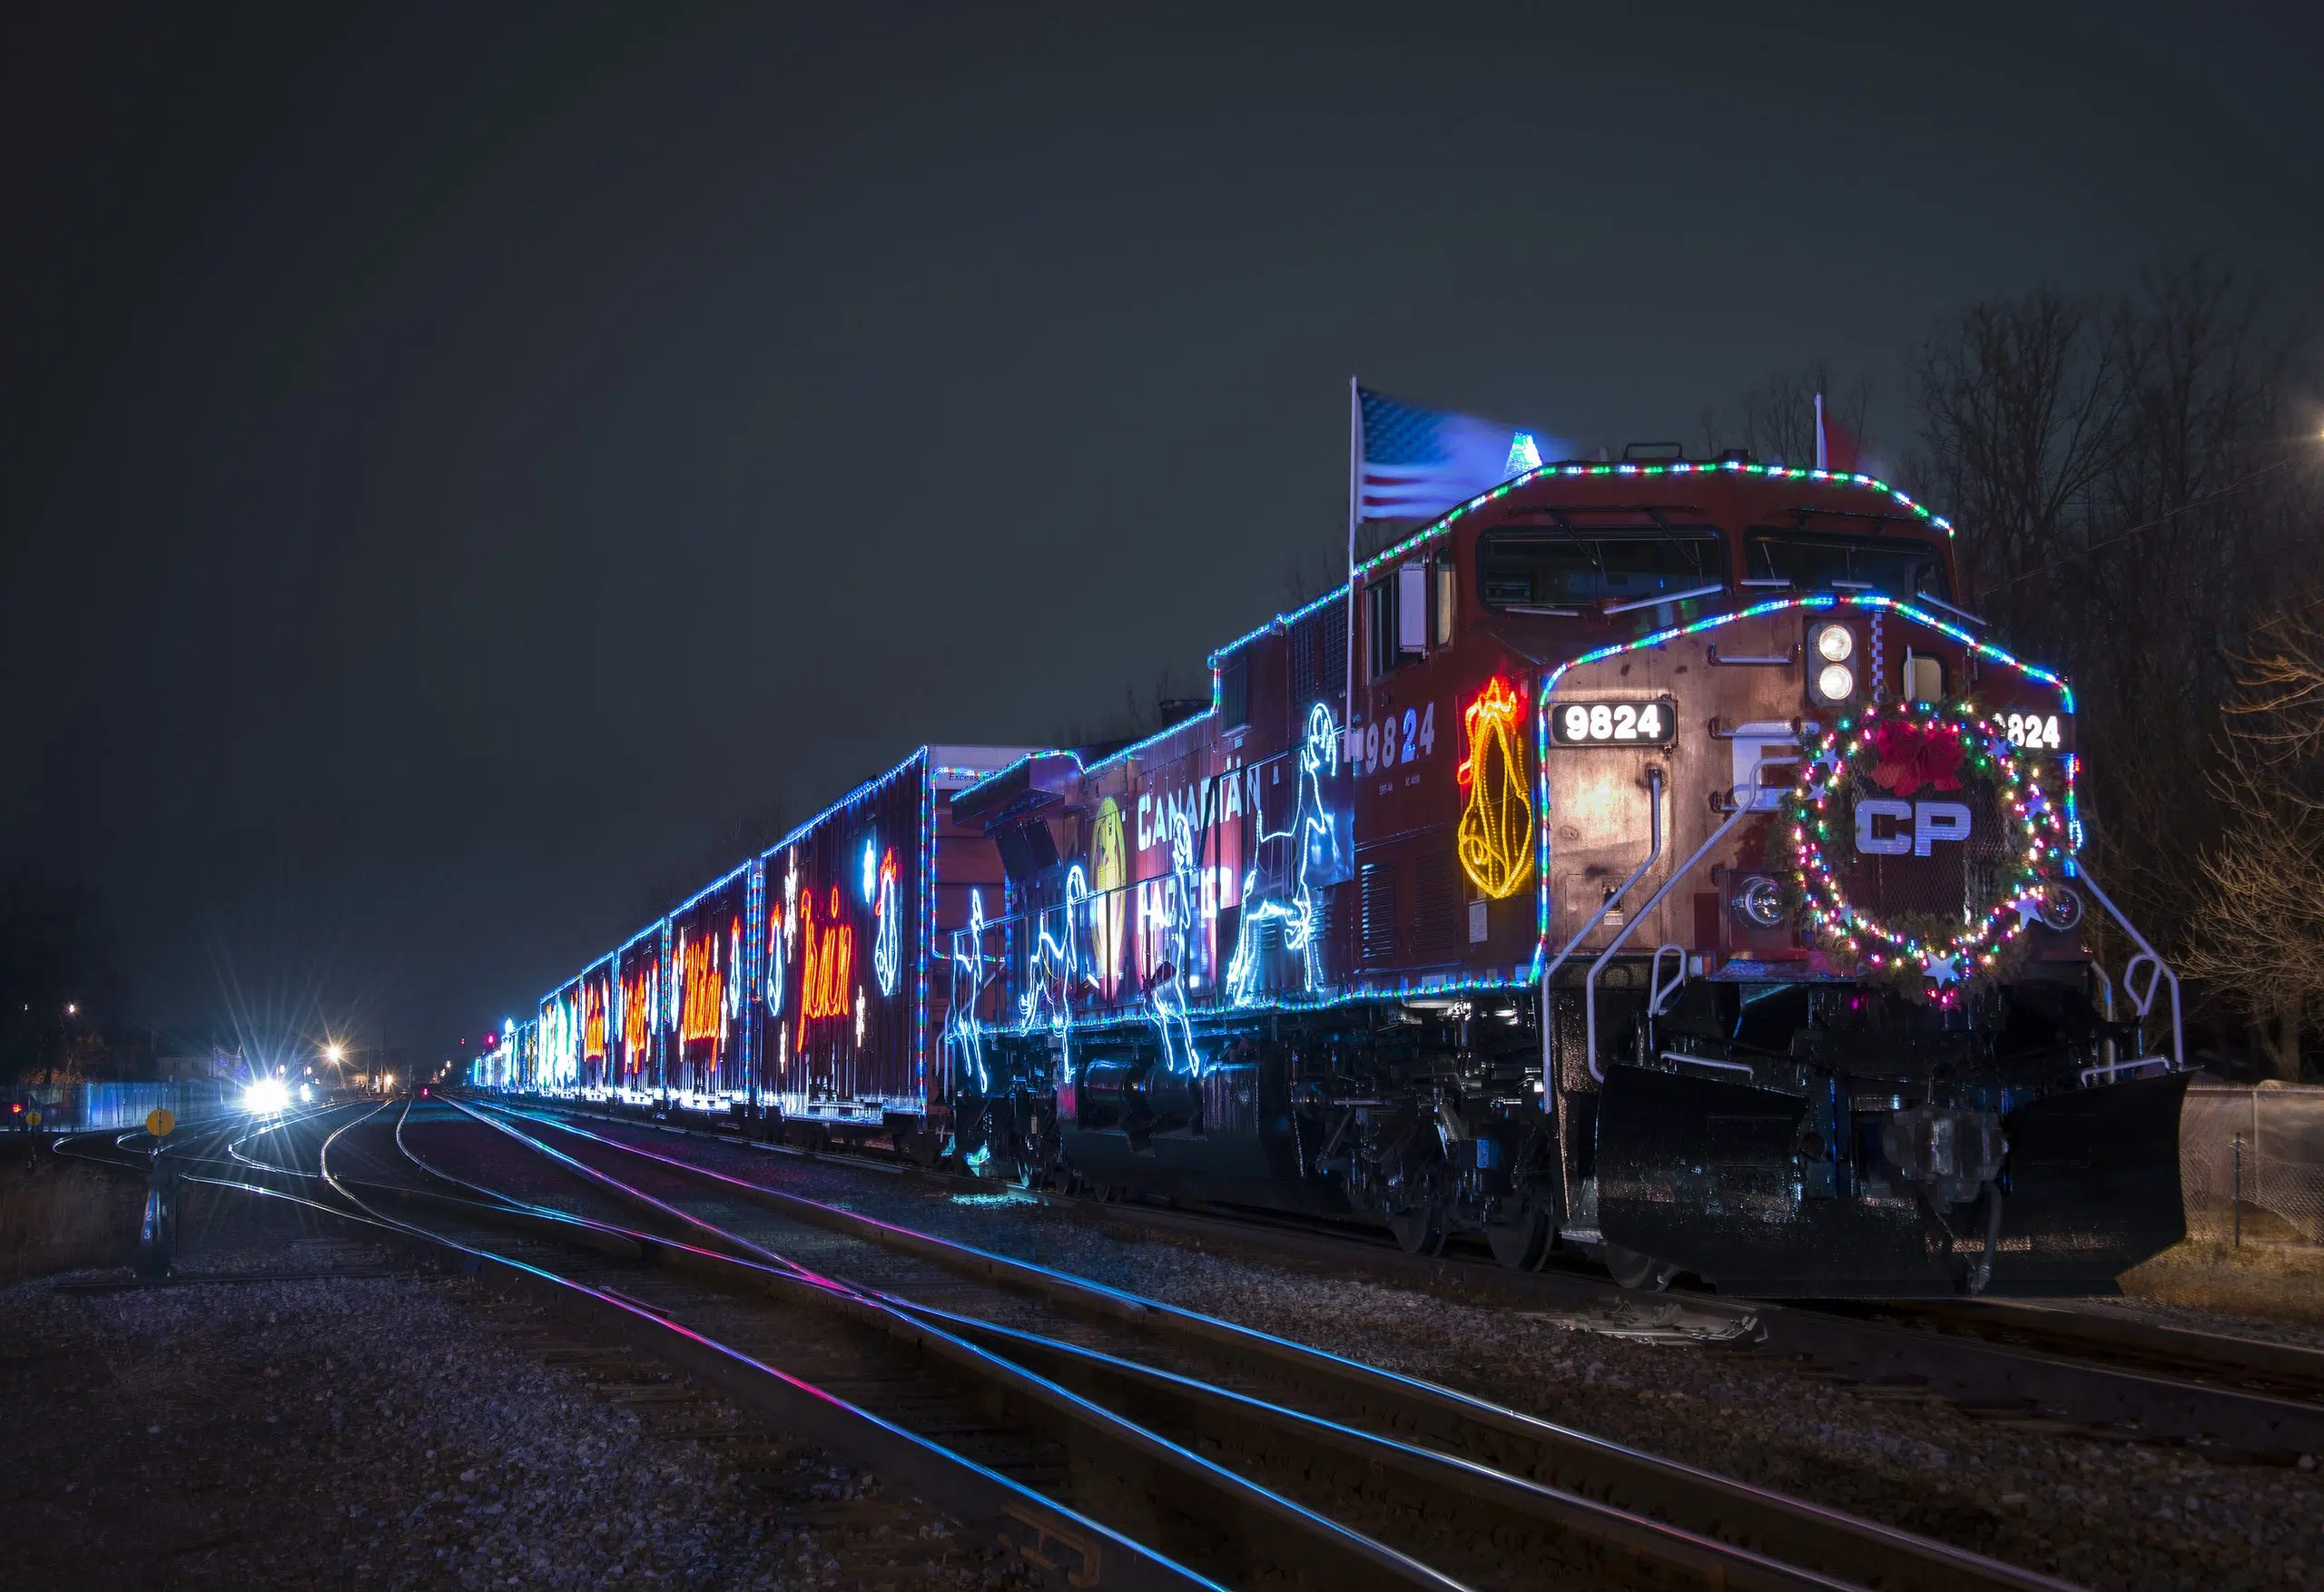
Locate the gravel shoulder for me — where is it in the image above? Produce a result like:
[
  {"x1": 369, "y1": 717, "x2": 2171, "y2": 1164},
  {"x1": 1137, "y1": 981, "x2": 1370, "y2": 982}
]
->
[
  {"x1": 563, "y1": 1115, "x2": 2324, "y2": 1592},
  {"x1": 0, "y1": 1176, "x2": 1029, "y2": 1592}
]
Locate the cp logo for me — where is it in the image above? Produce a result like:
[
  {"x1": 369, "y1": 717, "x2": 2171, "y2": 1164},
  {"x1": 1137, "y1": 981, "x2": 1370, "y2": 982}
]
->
[{"x1": 1856, "y1": 798, "x2": 1972, "y2": 858}]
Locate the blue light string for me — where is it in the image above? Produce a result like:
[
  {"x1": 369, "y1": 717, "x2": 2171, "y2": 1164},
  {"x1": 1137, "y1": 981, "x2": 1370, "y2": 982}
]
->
[{"x1": 917, "y1": 748, "x2": 934, "y2": 1102}]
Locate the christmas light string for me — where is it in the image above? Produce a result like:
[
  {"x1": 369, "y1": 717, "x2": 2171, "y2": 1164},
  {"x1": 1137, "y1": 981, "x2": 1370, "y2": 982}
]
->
[{"x1": 1780, "y1": 700, "x2": 2066, "y2": 1002}]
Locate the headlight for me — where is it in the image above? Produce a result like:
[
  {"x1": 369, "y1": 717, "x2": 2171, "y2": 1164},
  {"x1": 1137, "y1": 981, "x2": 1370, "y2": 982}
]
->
[
  {"x1": 242, "y1": 1077, "x2": 290, "y2": 1115},
  {"x1": 1734, "y1": 876, "x2": 1787, "y2": 929},
  {"x1": 1813, "y1": 623, "x2": 1855, "y2": 663},
  {"x1": 1816, "y1": 663, "x2": 1856, "y2": 702}
]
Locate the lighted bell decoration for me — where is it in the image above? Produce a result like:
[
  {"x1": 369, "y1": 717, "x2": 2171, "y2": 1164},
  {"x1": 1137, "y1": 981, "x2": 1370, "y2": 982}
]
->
[{"x1": 1455, "y1": 676, "x2": 1535, "y2": 900}]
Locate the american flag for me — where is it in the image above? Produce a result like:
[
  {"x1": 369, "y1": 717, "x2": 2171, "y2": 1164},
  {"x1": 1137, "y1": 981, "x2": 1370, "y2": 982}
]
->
[{"x1": 1355, "y1": 386, "x2": 1568, "y2": 523}]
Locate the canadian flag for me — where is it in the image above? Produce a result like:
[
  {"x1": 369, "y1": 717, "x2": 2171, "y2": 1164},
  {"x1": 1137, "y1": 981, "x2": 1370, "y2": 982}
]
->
[{"x1": 1814, "y1": 392, "x2": 1861, "y2": 473}]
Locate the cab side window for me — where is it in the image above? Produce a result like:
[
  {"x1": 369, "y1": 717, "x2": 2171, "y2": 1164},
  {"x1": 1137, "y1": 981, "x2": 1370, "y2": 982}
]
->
[{"x1": 1368, "y1": 552, "x2": 1457, "y2": 677}]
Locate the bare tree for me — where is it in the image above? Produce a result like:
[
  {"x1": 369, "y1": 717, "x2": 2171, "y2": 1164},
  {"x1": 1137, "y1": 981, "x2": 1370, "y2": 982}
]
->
[
  {"x1": 1049, "y1": 662, "x2": 1209, "y2": 753},
  {"x1": 1700, "y1": 361, "x2": 1870, "y2": 467},
  {"x1": 1277, "y1": 541, "x2": 1346, "y2": 610},
  {"x1": 625, "y1": 796, "x2": 793, "y2": 930},
  {"x1": 0, "y1": 866, "x2": 120, "y2": 1085},
  {"x1": 2181, "y1": 600, "x2": 2324, "y2": 1080},
  {"x1": 1908, "y1": 262, "x2": 2319, "y2": 996},
  {"x1": 1908, "y1": 287, "x2": 2132, "y2": 614}
]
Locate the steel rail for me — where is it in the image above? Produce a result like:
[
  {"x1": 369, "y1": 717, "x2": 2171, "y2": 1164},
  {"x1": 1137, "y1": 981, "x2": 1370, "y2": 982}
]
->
[
  {"x1": 1918, "y1": 1298, "x2": 2324, "y2": 1392},
  {"x1": 1749, "y1": 1302, "x2": 2324, "y2": 1455},
  {"x1": 468, "y1": 1098, "x2": 2080, "y2": 1592},
  {"x1": 1080, "y1": 1178, "x2": 2324, "y2": 1457}
]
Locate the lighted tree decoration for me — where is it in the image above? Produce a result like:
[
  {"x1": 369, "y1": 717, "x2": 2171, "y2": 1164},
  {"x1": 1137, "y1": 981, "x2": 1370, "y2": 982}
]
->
[{"x1": 1777, "y1": 701, "x2": 2069, "y2": 1005}]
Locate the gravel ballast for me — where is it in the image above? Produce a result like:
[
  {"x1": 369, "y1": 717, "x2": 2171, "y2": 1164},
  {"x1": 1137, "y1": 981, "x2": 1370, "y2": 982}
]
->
[{"x1": 0, "y1": 1204, "x2": 1029, "y2": 1591}]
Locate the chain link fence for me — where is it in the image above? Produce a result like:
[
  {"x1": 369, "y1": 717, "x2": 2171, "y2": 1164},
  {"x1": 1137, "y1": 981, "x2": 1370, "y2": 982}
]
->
[{"x1": 2181, "y1": 1082, "x2": 2324, "y2": 1246}]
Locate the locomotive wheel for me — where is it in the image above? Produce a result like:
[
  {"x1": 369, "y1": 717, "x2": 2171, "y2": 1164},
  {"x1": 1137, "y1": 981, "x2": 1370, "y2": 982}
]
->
[
  {"x1": 1484, "y1": 1189, "x2": 1554, "y2": 1271},
  {"x1": 1605, "y1": 1242, "x2": 1678, "y2": 1292}
]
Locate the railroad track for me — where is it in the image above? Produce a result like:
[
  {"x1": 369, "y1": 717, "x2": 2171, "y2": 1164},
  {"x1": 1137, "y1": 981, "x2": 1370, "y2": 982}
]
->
[
  {"x1": 1065, "y1": 1186, "x2": 2324, "y2": 1458},
  {"x1": 81, "y1": 1088, "x2": 2296, "y2": 1588},
  {"x1": 505, "y1": 1093, "x2": 2324, "y2": 1459},
  {"x1": 400, "y1": 1096, "x2": 2073, "y2": 1592},
  {"x1": 46, "y1": 1097, "x2": 373, "y2": 1181},
  {"x1": 337, "y1": 1106, "x2": 1473, "y2": 1591}
]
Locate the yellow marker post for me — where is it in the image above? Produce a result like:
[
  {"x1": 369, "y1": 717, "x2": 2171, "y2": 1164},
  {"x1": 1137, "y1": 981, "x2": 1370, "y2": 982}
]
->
[
  {"x1": 146, "y1": 1107, "x2": 176, "y2": 1139},
  {"x1": 25, "y1": 1109, "x2": 41, "y2": 1129}
]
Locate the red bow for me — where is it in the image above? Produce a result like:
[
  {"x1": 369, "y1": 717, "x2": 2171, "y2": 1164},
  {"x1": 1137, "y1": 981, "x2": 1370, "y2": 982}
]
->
[{"x1": 1864, "y1": 720, "x2": 1965, "y2": 798}]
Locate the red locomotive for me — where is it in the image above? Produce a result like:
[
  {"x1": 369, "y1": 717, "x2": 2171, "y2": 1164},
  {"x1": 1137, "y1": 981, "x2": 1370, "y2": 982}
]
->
[{"x1": 507, "y1": 451, "x2": 2188, "y2": 1297}]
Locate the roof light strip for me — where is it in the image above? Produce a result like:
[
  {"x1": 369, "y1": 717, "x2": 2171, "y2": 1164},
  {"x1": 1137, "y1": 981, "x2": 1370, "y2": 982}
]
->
[{"x1": 1209, "y1": 458, "x2": 1957, "y2": 667}]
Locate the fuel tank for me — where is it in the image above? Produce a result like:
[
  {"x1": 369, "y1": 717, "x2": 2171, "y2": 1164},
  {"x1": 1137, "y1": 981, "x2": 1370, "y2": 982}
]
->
[{"x1": 1595, "y1": 1063, "x2": 2188, "y2": 1296}]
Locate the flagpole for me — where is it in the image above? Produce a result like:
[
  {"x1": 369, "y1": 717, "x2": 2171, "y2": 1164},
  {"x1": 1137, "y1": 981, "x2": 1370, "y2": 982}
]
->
[{"x1": 1344, "y1": 376, "x2": 1360, "y2": 744}]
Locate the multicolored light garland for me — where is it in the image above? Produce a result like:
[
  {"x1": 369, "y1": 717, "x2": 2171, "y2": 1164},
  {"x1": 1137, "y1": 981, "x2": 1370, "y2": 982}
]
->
[{"x1": 1781, "y1": 700, "x2": 2068, "y2": 1004}]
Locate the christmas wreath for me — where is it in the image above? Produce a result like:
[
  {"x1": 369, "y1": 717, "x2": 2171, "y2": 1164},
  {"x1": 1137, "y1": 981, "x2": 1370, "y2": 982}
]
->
[{"x1": 1775, "y1": 701, "x2": 2071, "y2": 1005}]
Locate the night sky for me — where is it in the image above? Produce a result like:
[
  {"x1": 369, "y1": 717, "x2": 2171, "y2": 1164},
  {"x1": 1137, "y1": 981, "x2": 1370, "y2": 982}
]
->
[{"x1": 5, "y1": 3, "x2": 2318, "y2": 1065}]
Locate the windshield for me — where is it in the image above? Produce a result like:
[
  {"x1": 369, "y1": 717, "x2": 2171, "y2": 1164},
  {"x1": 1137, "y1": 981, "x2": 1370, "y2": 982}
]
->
[
  {"x1": 1479, "y1": 527, "x2": 1723, "y2": 609},
  {"x1": 1743, "y1": 529, "x2": 1951, "y2": 600}
]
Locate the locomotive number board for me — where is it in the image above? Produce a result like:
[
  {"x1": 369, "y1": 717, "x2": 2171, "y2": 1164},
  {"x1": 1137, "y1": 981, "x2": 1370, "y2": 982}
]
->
[{"x1": 1550, "y1": 696, "x2": 1679, "y2": 748}]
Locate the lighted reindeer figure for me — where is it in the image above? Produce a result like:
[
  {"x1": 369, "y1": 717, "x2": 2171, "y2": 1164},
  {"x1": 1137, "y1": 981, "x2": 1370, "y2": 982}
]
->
[{"x1": 1226, "y1": 702, "x2": 1340, "y2": 1004}]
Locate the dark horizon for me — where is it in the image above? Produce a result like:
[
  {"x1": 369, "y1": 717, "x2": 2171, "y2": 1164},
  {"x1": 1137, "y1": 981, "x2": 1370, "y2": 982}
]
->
[{"x1": 5, "y1": 2, "x2": 2319, "y2": 1066}]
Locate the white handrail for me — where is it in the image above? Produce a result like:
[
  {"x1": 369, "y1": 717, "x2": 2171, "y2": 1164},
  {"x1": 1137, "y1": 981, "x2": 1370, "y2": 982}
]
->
[
  {"x1": 1537, "y1": 769, "x2": 1663, "y2": 1098},
  {"x1": 1604, "y1": 582, "x2": 1726, "y2": 615},
  {"x1": 2079, "y1": 1055, "x2": 2173, "y2": 1087},
  {"x1": 1659, "y1": 1050, "x2": 1755, "y2": 1079},
  {"x1": 1648, "y1": 943, "x2": 1688, "y2": 1017},
  {"x1": 2070, "y1": 867, "x2": 2183, "y2": 1074},
  {"x1": 1581, "y1": 767, "x2": 1777, "y2": 1082}
]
